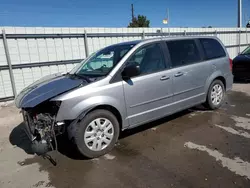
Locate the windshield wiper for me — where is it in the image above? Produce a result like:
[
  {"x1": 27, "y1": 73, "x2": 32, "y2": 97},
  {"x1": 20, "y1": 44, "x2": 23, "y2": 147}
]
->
[{"x1": 66, "y1": 72, "x2": 91, "y2": 83}]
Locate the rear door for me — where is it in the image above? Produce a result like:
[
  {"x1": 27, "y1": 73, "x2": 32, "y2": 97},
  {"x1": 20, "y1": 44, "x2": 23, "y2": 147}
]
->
[{"x1": 166, "y1": 39, "x2": 212, "y2": 111}]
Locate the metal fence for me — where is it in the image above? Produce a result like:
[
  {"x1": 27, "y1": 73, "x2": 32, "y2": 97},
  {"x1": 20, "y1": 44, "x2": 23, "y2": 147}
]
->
[{"x1": 0, "y1": 27, "x2": 250, "y2": 101}]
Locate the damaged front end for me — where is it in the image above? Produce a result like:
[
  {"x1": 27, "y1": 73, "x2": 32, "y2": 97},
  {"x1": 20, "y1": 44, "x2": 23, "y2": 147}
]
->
[
  {"x1": 15, "y1": 72, "x2": 92, "y2": 165},
  {"x1": 22, "y1": 101, "x2": 65, "y2": 157},
  {"x1": 14, "y1": 73, "x2": 89, "y2": 161}
]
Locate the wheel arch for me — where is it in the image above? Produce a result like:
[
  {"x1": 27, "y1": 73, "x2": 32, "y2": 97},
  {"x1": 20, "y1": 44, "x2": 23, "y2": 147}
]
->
[
  {"x1": 214, "y1": 76, "x2": 226, "y2": 89},
  {"x1": 204, "y1": 76, "x2": 226, "y2": 110},
  {"x1": 67, "y1": 103, "x2": 125, "y2": 140},
  {"x1": 87, "y1": 105, "x2": 123, "y2": 131},
  {"x1": 205, "y1": 71, "x2": 226, "y2": 95}
]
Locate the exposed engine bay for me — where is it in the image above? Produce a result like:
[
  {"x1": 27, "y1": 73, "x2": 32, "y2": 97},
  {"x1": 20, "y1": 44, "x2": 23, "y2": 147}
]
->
[
  {"x1": 14, "y1": 73, "x2": 94, "y2": 165},
  {"x1": 22, "y1": 101, "x2": 65, "y2": 165}
]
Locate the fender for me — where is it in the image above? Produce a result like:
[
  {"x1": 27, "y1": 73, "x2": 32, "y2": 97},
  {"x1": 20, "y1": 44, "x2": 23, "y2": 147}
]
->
[
  {"x1": 204, "y1": 70, "x2": 224, "y2": 97},
  {"x1": 56, "y1": 94, "x2": 126, "y2": 120},
  {"x1": 72, "y1": 95, "x2": 126, "y2": 122},
  {"x1": 56, "y1": 95, "x2": 129, "y2": 139},
  {"x1": 65, "y1": 96, "x2": 128, "y2": 140}
]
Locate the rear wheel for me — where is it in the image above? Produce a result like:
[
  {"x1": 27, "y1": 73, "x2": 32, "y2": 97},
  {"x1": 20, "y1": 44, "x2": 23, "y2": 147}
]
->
[
  {"x1": 74, "y1": 109, "x2": 120, "y2": 158},
  {"x1": 204, "y1": 80, "x2": 225, "y2": 110}
]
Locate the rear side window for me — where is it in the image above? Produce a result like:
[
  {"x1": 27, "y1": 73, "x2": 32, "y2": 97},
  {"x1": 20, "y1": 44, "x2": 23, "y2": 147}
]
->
[
  {"x1": 167, "y1": 39, "x2": 201, "y2": 68},
  {"x1": 200, "y1": 38, "x2": 226, "y2": 60}
]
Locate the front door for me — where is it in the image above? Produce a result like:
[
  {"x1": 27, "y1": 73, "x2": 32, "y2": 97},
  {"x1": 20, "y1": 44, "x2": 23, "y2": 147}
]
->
[{"x1": 122, "y1": 42, "x2": 173, "y2": 127}]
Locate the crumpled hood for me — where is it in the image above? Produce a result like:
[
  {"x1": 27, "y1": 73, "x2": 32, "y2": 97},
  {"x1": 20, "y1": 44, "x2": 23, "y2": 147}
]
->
[{"x1": 15, "y1": 73, "x2": 88, "y2": 108}]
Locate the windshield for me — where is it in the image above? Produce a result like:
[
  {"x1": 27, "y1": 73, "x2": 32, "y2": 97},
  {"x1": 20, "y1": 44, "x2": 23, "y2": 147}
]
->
[
  {"x1": 72, "y1": 43, "x2": 136, "y2": 77},
  {"x1": 241, "y1": 46, "x2": 250, "y2": 55}
]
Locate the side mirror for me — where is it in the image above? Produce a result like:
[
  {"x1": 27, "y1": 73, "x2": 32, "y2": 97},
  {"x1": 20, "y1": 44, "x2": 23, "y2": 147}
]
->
[{"x1": 122, "y1": 64, "x2": 140, "y2": 79}]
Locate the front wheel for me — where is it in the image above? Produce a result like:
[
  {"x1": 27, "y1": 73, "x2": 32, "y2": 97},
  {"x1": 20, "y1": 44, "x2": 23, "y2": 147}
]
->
[
  {"x1": 204, "y1": 80, "x2": 225, "y2": 110},
  {"x1": 74, "y1": 109, "x2": 120, "y2": 158}
]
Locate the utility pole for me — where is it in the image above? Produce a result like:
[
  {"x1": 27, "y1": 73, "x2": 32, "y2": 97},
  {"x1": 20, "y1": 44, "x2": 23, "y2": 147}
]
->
[
  {"x1": 167, "y1": 8, "x2": 170, "y2": 36},
  {"x1": 238, "y1": 0, "x2": 242, "y2": 27},
  {"x1": 244, "y1": 13, "x2": 247, "y2": 25},
  {"x1": 167, "y1": 8, "x2": 170, "y2": 25},
  {"x1": 163, "y1": 9, "x2": 170, "y2": 36},
  {"x1": 131, "y1": 4, "x2": 135, "y2": 20}
]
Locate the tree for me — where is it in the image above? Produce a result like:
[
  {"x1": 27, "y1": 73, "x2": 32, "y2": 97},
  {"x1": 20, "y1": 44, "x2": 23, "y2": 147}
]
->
[
  {"x1": 247, "y1": 21, "x2": 250, "y2": 28},
  {"x1": 128, "y1": 15, "x2": 150, "y2": 28}
]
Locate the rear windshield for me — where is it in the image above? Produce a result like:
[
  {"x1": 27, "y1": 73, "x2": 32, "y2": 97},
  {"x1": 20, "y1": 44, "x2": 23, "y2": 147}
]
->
[{"x1": 200, "y1": 38, "x2": 226, "y2": 60}]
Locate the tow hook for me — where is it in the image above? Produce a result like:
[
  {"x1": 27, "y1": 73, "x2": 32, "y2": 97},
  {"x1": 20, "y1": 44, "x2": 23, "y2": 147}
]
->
[{"x1": 43, "y1": 154, "x2": 57, "y2": 166}]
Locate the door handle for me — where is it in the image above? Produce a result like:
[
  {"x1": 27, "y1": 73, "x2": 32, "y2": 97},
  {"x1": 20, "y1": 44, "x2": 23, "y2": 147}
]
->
[
  {"x1": 174, "y1": 72, "x2": 184, "y2": 77},
  {"x1": 160, "y1": 75, "x2": 170, "y2": 81}
]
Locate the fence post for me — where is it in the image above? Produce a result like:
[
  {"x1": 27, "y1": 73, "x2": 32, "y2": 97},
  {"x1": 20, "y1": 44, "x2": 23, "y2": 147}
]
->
[
  {"x1": 246, "y1": 28, "x2": 248, "y2": 45},
  {"x1": 184, "y1": 30, "x2": 186, "y2": 36},
  {"x1": 215, "y1": 30, "x2": 217, "y2": 37},
  {"x1": 84, "y1": 30, "x2": 89, "y2": 57},
  {"x1": 142, "y1": 30, "x2": 145, "y2": 39},
  {"x1": 2, "y1": 29, "x2": 17, "y2": 97},
  {"x1": 238, "y1": 29, "x2": 241, "y2": 54}
]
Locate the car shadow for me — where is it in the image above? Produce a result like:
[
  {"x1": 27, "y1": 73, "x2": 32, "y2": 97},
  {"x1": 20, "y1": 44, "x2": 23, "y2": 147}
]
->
[
  {"x1": 9, "y1": 122, "x2": 34, "y2": 155},
  {"x1": 9, "y1": 106, "x2": 203, "y2": 160},
  {"x1": 233, "y1": 78, "x2": 250, "y2": 84},
  {"x1": 9, "y1": 122, "x2": 86, "y2": 160},
  {"x1": 120, "y1": 109, "x2": 192, "y2": 139}
]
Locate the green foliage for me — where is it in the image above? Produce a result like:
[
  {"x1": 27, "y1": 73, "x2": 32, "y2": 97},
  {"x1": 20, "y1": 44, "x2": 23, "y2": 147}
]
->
[{"x1": 128, "y1": 15, "x2": 150, "y2": 28}]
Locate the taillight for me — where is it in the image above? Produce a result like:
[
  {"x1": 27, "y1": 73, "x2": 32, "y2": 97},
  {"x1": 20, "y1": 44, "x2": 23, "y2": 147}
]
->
[{"x1": 229, "y1": 58, "x2": 233, "y2": 71}]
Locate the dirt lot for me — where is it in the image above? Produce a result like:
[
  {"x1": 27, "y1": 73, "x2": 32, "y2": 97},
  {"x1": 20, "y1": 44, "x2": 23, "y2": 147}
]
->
[{"x1": 0, "y1": 84, "x2": 250, "y2": 188}]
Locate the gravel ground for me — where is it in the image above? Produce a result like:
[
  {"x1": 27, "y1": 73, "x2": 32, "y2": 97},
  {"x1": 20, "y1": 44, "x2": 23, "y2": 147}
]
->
[{"x1": 0, "y1": 83, "x2": 250, "y2": 188}]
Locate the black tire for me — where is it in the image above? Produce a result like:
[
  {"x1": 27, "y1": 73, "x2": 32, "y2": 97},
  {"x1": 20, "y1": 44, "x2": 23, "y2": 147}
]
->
[
  {"x1": 74, "y1": 109, "x2": 120, "y2": 158},
  {"x1": 204, "y1": 80, "x2": 225, "y2": 110}
]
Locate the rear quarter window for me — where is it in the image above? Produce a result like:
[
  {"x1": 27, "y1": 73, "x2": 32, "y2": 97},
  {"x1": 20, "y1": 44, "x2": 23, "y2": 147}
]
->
[{"x1": 200, "y1": 38, "x2": 226, "y2": 60}]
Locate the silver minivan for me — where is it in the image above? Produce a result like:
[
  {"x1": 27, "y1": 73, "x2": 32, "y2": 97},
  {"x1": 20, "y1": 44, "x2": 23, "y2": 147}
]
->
[{"x1": 15, "y1": 37, "x2": 233, "y2": 158}]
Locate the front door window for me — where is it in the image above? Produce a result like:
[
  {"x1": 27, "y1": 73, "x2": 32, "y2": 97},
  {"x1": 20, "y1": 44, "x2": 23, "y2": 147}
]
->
[{"x1": 127, "y1": 43, "x2": 166, "y2": 76}]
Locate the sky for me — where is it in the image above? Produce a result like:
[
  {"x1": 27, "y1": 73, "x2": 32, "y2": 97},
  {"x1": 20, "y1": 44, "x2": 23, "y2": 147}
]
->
[{"x1": 0, "y1": 0, "x2": 249, "y2": 28}]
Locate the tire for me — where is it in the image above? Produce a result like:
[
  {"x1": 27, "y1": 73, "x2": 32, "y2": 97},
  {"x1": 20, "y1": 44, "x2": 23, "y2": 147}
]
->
[
  {"x1": 204, "y1": 80, "x2": 225, "y2": 110},
  {"x1": 74, "y1": 109, "x2": 120, "y2": 158}
]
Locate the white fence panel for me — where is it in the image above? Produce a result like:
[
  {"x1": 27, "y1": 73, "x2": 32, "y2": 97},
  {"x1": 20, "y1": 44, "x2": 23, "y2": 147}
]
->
[
  {"x1": 0, "y1": 70, "x2": 13, "y2": 98},
  {"x1": 0, "y1": 26, "x2": 250, "y2": 100},
  {"x1": 0, "y1": 40, "x2": 6, "y2": 66}
]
